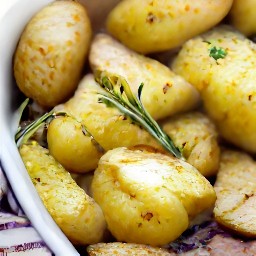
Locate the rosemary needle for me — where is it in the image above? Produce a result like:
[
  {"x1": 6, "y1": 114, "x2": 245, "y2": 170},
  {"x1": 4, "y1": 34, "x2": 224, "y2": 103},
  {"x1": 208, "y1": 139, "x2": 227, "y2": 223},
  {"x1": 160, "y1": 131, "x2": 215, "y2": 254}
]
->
[{"x1": 15, "y1": 99, "x2": 105, "y2": 154}]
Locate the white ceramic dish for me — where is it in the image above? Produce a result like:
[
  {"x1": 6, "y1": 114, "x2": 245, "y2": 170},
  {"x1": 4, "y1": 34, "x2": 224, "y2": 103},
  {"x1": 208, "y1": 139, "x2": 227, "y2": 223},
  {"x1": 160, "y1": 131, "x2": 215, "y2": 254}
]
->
[{"x1": 0, "y1": 0, "x2": 79, "y2": 255}]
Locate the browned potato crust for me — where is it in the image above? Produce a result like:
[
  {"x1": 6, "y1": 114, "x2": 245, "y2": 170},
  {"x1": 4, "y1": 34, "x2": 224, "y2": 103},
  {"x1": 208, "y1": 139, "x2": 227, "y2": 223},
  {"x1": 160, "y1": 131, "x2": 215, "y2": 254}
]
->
[
  {"x1": 87, "y1": 242, "x2": 171, "y2": 256},
  {"x1": 214, "y1": 149, "x2": 256, "y2": 237}
]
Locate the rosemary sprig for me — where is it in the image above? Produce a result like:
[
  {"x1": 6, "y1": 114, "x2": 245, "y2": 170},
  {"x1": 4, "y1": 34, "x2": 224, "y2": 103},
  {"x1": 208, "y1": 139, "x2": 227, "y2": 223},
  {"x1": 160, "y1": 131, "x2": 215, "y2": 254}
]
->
[
  {"x1": 95, "y1": 71, "x2": 183, "y2": 159},
  {"x1": 15, "y1": 99, "x2": 105, "y2": 154},
  {"x1": 15, "y1": 107, "x2": 66, "y2": 147}
]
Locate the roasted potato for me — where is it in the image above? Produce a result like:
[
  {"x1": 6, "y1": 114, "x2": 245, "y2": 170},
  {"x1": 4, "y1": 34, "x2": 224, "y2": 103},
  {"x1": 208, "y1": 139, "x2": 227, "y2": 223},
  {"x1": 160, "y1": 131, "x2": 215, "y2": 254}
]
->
[
  {"x1": 230, "y1": 0, "x2": 256, "y2": 36},
  {"x1": 87, "y1": 242, "x2": 171, "y2": 256},
  {"x1": 19, "y1": 141, "x2": 106, "y2": 245},
  {"x1": 161, "y1": 112, "x2": 220, "y2": 177},
  {"x1": 14, "y1": 0, "x2": 92, "y2": 108},
  {"x1": 172, "y1": 26, "x2": 256, "y2": 153},
  {"x1": 91, "y1": 146, "x2": 216, "y2": 246},
  {"x1": 106, "y1": 0, "x2": 233, "y2": 54},
  {"x1": 89, "y1": 33, "x2": 200, "y2": 121},
  {"x1": 214, "y1": 149, "x2": 256, "y2": 237},
  {"x1": 47, "y1": 74, "x2": 161, "y2": 173}
]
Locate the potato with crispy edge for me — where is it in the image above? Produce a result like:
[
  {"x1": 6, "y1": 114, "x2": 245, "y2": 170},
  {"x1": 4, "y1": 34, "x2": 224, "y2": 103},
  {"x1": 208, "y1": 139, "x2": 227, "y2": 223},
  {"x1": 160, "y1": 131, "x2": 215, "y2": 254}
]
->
[
  {"x1": 14, "y1": 1, "x2": 92, "y2": 108},
  {"x1": 89, "y1": 33, "x2": 200, "y2": 121},
  {"x1": 230, "y1": 0, "x2": 256, "y2": 36},
  {"x1": 106, "y1": 0, "x2": 233, "y2": 54},
  {"x1": 19, "y1": 141, "x2": 106, "y2": 245},
  {"x1": 87, "y1": 242, "x2": 171, "y2": 256},
  {"x1": 47, "y1": 74, "x2": 161, "y2": 173},
  {"x1": 91, "y1": 146, "x2": 216, "y2": 246},
  {"x1": 172, "y1": 26, "x2": 256, "y2": 153},
  {"x1": 161, "y1": 112, "x2": 220, "y2": 177},
  {"x1": 214, "y1": 149, "x2": 256, "y2": 237}
]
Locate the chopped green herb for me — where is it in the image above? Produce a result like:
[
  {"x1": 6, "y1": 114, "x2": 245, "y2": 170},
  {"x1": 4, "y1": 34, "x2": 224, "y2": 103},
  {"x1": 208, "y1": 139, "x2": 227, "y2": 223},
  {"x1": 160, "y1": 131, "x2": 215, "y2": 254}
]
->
[
  {"x1": 209, "y1": 46, "x2": 227, "y2": 61},
  {"x1": 204, "y1": 40, "x2": 227, "y2": 61}
]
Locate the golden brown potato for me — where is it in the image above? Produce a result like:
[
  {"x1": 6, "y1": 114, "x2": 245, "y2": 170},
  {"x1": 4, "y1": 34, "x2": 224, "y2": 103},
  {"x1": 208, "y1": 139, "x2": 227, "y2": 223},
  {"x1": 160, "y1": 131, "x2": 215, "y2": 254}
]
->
[
  {"x1": 172, "y1": 26, "x2": 256, "y2": 153},
  {"x1": 47, "y1": 74, "x2": 161, "y2": 173},
  {"x1": 106, "y1": 0, "x2": 233, "y2": 54},
  {"x1": 19, "y1": 141, "x2": 106, "y2": 245},
  {"x1": 230, "y1": 0, "x2": 256, "y2": 36},
  {"x1": 89, "y1": 33, "x2": 200, "y2": 121},
  {"x1": 214, "y1": 149, "x2": 256, "y2": 237},
  {"x1": 14, "y1": 1, "x2": 92, "y2": 108},
  {"x1": 87, "y1": 242, "x2": 171, "y2": 256},
  {"x1": 161, "y1": 112, "x2": 220, "y2": 177},
  {"x1": 91, "y1": 146, "x2": 216, "y2": 246}
]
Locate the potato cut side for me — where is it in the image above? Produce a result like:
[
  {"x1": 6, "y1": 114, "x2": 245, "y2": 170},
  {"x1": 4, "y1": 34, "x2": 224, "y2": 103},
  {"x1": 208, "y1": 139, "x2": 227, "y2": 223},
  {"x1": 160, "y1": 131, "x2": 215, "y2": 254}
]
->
[
  {"x1": 214, "y1": 149, "x2": 256, "y2": 237},
  {"x1": 92, "y1": 146, "x2": 216, "y2": 246},
  {"x1": 19, "y1": 141, "x2": 106, "y2": 245},
  {"x1": 89, "y1": 33, "x2": 200, "y2": 121},
  {"x1": 87, "y1": 242, "x2": 171, "y2": 256}
]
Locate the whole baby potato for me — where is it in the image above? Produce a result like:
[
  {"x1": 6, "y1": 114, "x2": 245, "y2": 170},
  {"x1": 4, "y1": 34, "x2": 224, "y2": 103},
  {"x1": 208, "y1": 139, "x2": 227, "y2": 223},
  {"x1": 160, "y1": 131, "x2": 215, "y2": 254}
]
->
[
  {"x1": 19, "y1": 141, "x2": 106, "y2": 245},
  {"x1": 172, "y1": 26, "x2": 256, "y2": 153},
  {"x1": 230, "y1": 0, "x2": 256, "y2": 36},
  {"x1": 106, "y1": 0, "x2": 233, "y2": 54},
  {"x1": 89, "y1": 34, "x2": 200, "y2": 121},
  {"x1": 14, "y1": 0, "x2": 92, "y2": 108},
  {"x1": 92, "y1": 146, "x2": 216, "y2": 246}
]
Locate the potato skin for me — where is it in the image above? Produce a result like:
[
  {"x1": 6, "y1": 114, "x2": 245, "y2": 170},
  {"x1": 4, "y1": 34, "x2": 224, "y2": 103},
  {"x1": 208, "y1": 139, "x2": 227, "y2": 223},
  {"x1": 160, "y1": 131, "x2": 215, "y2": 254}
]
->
[
  {"x1": 91, "y1": 146, "x2": 216, "y2": 246},
  {"x1": 89, "y1": 34, "x2": 200, "y2": 120},
  {"x1": 19, "y1": 141, "x2": 106, "y2": 245},
  {"x1": 106, "y1": 0, "x2": 233, "y2": 54},
  {"x1": 230, "y1": 0, "x2": 256, "y2": 36},
  {"x1": 47, "y1": 116, "x2": 103, "y2": 173},
  {"x1": 14, "y1": 1, "x2": 92, "y2": 108},
  {"x1": 214, "y1": 149, "x2": 256, "y2": 237},
  {"x1": 161, "y1": 112, "x2": 220, "y2": 177},
  {"x1": 47, "y1": 74, "x2": 161, "y2": 173},
  {"x1": 172, "y1": 26, "x2": 256, "y2": 153}
]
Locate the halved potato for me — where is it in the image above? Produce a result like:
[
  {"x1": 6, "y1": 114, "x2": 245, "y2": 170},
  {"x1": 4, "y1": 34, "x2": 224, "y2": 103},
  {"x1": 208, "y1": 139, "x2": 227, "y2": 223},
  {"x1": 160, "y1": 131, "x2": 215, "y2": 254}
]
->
[
  {"x1": 214, "y1": 149, "x2": 256, "y2": 237},
  {"x1": 91, "y1": 146, "x2": 216, "y2": 246},
  {"x1": 19, "y1": 141, "x2": 106, "y2": 245},
  {"x1": 87, "y1": 242, "x2": 171, "y2": 256}
]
